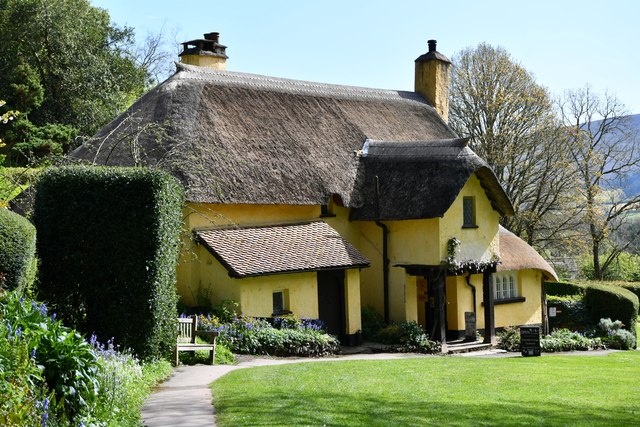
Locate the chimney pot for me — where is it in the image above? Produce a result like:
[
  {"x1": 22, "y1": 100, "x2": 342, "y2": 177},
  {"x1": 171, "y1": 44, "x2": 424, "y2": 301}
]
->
[
  {"x1": 428, "y1": 39, "x2": 437, "y2": 52},
  {"x1": 204, "y1": 32, "x2": 220, "y2": 43}
]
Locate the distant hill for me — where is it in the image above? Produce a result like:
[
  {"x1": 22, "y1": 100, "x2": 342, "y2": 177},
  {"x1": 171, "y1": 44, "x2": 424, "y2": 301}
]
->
[{"x1": 588, "y1": 113, "x2": 640, "y2": 198}]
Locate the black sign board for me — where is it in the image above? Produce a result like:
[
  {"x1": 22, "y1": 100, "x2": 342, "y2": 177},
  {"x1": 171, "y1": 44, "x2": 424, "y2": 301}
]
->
[
  {"x1": 520, "y1": 326, "x2": 541, "y2": 357},
  {"x1": 464, "y1": 312, "x2": 476, "y2": 339}
]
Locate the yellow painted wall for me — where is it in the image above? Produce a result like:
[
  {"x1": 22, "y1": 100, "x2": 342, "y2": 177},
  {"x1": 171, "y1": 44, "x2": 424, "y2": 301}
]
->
[
  {"x1": 178, "y1": 201, "x2": 363, "y2": 337},
  {"x1": 439, "y1": 174, "x2": 500, "y2": 264},
  {"x1": 448, "y1": 269, "x2": 543, "y2": 331},
  {"x1": 177, "y1": 202, "x2": 321, "y2": 305},
  {"x1": 345, "y1": 269, "x2": 363, "y2": 334},
  {"x1": 493, "y1": 270, "x2": 543, "y2": 327},
  {"x1": 184, "y1": 202, "x2": 319, "y2": 230},
  {"x1": 180, "y1": 54, "x2": 227, "y2": 70},
  {"x1": 238, "y1": 272, "x2": 319, "y2": 319}
]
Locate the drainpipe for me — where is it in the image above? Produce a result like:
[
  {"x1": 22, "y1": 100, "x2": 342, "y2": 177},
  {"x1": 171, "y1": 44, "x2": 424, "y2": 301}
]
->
[
  {"x1": 464, "y1": 272, "x2": 476, "y2": 314},
  {"x1": 374, "y1": 176, "x2": 390, "y2": 323}
]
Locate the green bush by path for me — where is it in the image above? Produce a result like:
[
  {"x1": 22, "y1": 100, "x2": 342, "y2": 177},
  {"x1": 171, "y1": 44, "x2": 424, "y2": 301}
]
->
[
  {"x1": 33, "y1": 166, "x2": 184, "y2": 360},
  {"x1": 199, "y1": 315, "x2": 341, "y2": 357},
  {"x1": 584, "y1": 282, "x2": 638, "y2": 345},
  {"x1": 0, "y1": 289, "x2": 172, "y2": 426},
  {"x1": 211, "y1": 353, "x2": 640, "y2": 427},
  {"x1": 0, "y1": 208, "x2": 36, "y2": 292}
]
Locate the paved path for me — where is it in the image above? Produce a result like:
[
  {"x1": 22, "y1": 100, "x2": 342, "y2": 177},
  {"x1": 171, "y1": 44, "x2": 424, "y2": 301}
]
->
[{"x1": 141, "y1": 349, "x2": 617, "y2": 427}]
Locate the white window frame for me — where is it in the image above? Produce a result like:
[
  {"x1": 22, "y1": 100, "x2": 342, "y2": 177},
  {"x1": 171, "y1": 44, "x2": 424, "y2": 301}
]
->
[{"x1": 492, "y1": 272, "x2": 518, "y2": 300}]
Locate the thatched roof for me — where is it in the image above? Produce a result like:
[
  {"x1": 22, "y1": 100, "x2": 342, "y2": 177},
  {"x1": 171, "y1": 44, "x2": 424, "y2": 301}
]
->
[
  {"x1": 70, "y1": 62, "x2": 513, "y2": 219},
  {"x1": 498, "y1": 226, "x2": 558, "y2": 281},
  {"x1": 195, "y1": 221, "x2": 369, "y2": 278},
  {"x1": 350, "y1": 138, "x2": 513, "y2": 220}
]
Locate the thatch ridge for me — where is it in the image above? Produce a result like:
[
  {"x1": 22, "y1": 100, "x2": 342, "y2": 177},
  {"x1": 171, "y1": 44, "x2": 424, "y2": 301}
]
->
[
  {"x1": 498, "y1": 225, "x2": 558, "y2": 281},
  {"x1": 350, "y1": 139, "x2": 514, "y2": 220}
]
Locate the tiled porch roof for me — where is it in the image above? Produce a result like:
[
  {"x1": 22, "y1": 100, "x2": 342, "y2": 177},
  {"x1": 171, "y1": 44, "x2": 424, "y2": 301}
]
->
[{"x1": 195, "y1": 221, "x2": 369, "y2": 278}]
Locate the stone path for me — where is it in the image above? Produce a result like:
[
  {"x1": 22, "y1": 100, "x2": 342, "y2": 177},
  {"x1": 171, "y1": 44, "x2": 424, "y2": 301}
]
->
[{"x1": 140, "y1": 348, "x2": 617, "y2": 426}]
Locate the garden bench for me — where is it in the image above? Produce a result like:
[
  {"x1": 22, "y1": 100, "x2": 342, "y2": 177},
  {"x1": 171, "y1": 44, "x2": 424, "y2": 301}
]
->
[{"x1": 175, "y1": 315, "x2": 218, "y2": 365}]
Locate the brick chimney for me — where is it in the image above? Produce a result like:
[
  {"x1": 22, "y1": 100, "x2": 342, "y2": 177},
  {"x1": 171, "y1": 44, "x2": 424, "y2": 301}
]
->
[
  {"x1": 179, "y1": 32, "x2": 228, "y2": 70},
  {"x1": 414, "y1": 40, "x2": 451, "y2": 122}
]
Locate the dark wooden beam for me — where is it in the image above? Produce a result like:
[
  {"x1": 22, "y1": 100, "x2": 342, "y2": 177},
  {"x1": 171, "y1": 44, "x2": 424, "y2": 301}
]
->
[{"x1": 482, "y1": 268, "x2": 496, "y2": 345}]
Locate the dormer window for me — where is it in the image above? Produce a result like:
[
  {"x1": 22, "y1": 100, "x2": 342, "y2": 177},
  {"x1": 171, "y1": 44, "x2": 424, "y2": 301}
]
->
[{"x1": 462, "y1": 196, "x2": 477, "y2": 228}]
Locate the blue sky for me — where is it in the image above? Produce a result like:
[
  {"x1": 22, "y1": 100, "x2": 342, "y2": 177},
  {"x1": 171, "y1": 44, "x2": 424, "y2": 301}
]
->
[{"x1": 93, "y1": 0, "x2": 640, "y2": 114}]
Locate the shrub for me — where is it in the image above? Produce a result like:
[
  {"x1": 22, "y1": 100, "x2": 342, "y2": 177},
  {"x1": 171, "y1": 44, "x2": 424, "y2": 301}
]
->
[
  {"x1": 497, "y1": 326, "x2": 520, "y2": 352},
  {"x1": 498, "y1": 326, "x2": 604, "y2": 352},
  {"x1": 0, "y1": 289, "x2": 172, "y2": 426},
  {"x1": 33, "y1": 166, "x2": 184, "y2": 360},
  {"x1": 545, "y1": 281, "x2": 588, "y2": 297},
  {"x1": 0, "y1": 167, "x2": 40, "y2": 205},
  {"x1": 208, "y1": 316, "x2": 340, "y2": 357},
  {"x1": 374, "y1": 321, "x2": 440, "y2": 354},
  {"x1": 618, "y1": 283, "x2": 640, "y2": 308},
  {"x1": 584, "y1": 282, "x2": 638, "y2": 346},
  {"x1": 361, "y1": 306, "x2": 385, "y2": 340},
  {"x1": 547, "y1": 295, "x2": 590, "y2": 331},
  {"x1": 541, "y1": 329, "x2": 603, "y2": 352},
  {"x1": 0, "y1": 208, "x2": 36, "y2": 292},
  {"x1": 597, "y1": 318, "x2": 636, "y2": 350}
]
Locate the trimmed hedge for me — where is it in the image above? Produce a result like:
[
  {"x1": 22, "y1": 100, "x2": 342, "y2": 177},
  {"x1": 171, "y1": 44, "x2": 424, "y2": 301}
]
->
[
  {"x1": 0, "y1": 208, "x2": 36, "y2": 292},
  {"x1": 33, "y1": 166, "x2": 184, "y2": 360},
  {"x1": 584, "y1": 283, "x2": 638, "y2": 342},
  {"x1": 619, "y1": 283, "x2": 640, "y2": 307},
  {"x1": 545, "y1": 281, "x2": 588, "y2": 297}
]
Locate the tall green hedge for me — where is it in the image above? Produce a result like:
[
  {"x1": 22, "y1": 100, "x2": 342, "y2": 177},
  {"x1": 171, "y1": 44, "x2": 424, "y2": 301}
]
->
[
  {"x1": 0, "y1": 208, "x2": 36, "y2": 292},
  {"x1": 33, "y1": 166, "x2": 184, "y2": 360},
  {"x1": 584, "y1": 283, "x2": 638, "y2": 342},
  {"x1": 545, "y1": 281, "x2": 588, "y2": 297}
]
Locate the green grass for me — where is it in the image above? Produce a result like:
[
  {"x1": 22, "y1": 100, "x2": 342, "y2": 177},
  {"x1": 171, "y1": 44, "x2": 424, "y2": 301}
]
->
[{"x1": 211, "y1": 353, "x2": 640, "y2": 426}]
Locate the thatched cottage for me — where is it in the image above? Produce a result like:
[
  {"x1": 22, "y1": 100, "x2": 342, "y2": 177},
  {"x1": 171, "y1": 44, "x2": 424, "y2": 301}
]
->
[{"x1": 71, "y1": 33, "x2": 557, "y2": 349}]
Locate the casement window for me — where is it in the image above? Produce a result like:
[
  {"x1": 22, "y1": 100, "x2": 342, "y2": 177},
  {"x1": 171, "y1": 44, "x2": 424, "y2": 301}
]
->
[
  {"x1": 492, "y1": 272, "x2": 518, "y2": 300},
  {"x1": 272, "y1": 290, "x2": 290, "y2": 315},
  {"x1": 462, "y1": 196, "x2": 477, "y2": 228}
]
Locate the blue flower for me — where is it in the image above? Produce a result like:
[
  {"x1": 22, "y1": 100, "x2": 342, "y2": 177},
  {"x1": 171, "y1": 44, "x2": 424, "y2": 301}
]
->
[
  {"x1": 39, "y1": 303, "x2": 47, "y2": 317},
  {"x1": 31, "y1": 348, "x2": 37, "y2": 359}
]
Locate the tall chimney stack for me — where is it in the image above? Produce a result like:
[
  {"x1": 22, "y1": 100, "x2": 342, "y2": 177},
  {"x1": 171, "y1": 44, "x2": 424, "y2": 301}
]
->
[
  {"x1": 414, "y1": 39, "x2": 451, "y2": 122},
  {"x1": 179, "y1": 32, "x2": 228, "y2": 70}
]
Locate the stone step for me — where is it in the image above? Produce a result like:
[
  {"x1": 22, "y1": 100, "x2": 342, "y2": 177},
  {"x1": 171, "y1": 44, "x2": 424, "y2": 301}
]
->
[{"x1": 446, "y1": 341, "x2": 493, "y2": 355}]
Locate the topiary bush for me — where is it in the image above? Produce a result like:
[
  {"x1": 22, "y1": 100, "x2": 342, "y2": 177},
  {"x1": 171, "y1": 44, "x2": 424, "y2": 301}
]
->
[
  {"x1": 0, "y1": 208, "x2": 36, "y2": 292},
  {"x1": 545, "y1": 281, "x2": 588, "y2": 297},
  {"x1": 33, "y1": 166, "x2": 184, "y2": 360},
  {"x1": 584, "y1": 282, "x2": 638, "y2": 347}
]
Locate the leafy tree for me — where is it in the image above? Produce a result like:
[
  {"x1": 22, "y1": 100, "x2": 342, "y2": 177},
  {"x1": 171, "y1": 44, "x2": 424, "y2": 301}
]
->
[
  {"x1": 558, "y1": 87, "x2": 640, "y2": 280},
  {"x1": 449, "y1": 43, "x2": 581, "y2": 250},
  {"x1": 0, "y1": 0, "x2": 150, "y2": 165}
]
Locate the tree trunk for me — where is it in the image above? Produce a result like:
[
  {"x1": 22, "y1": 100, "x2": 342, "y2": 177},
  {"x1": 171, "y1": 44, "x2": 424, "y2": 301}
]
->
[{"x1": 593, "y1": 241, "x2": 602, "y2": 280}]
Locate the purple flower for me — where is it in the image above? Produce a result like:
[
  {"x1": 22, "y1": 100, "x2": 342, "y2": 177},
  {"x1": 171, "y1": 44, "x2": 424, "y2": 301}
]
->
[
  {"x1": 15, "y1": 326, "x2": 21, "y2": 338},
  {"x1": 31, "y1": 348, "x2": 37, "y2": 359},
  {"x1": 39, "y1": 303, "x2": 47, "y2": 317},
  {"x1": 90, "y1": 333, "x2": 98, "y2": 347}
]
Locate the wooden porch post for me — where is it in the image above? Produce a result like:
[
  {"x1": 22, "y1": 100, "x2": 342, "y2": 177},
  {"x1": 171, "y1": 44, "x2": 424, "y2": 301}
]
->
[
  {"x1": 482, "y1": 268, "x2": 496, "y2": 345},
  {"x1": 430, "y1": 268, "x2": 448, "y2": 352}
]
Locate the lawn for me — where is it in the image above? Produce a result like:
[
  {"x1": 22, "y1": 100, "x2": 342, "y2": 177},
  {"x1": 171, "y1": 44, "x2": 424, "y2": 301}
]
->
[{"x1": 211, "y1": 352, "x2": 640, "y2": 426}]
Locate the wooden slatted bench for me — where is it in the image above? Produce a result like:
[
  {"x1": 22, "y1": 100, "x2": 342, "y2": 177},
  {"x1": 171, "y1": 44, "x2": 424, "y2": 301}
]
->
[{"x1": 175, "y1": 315, "x2": 218, "y2": 366}]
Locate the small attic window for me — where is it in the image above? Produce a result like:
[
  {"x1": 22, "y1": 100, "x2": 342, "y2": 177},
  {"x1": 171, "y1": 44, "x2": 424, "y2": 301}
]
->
[{"x1": 462, "y1": 196, "x2": 477, "y2": 228}]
